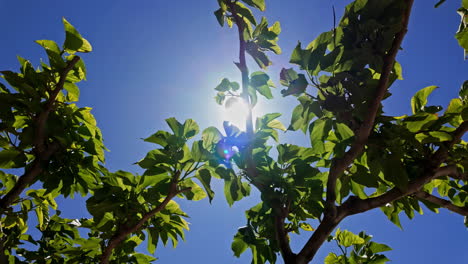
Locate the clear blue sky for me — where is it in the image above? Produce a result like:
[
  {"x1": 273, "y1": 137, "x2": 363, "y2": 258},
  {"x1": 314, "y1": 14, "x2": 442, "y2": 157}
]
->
[{"x1": 0, "y1": 0, "x2": 467, "y2": 263}]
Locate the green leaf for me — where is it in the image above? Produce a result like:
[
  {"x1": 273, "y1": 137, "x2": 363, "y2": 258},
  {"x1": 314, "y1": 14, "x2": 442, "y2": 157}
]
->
[
  {"x1": 183, "y1": 119, "x2": 199, "y2": 139},
  {"x1": 0, "y1": 149, "x2": 24, "y2": 169},
  {"x1": 214, "y1": 8, "x2": 225, "y2": 27},
  {"x1": 324, "y1": 253, "x2": 343, "y2": 264},
  {"x1": 411, "y1": 86, "x2": 438, "y2": 114},
  {"x1": 202, "y1": 127, "x2": 223, "y2": 151},
  {"x1": 289, "y1": 42, "x2": 308, "y2": 69},
  {"x1": 195, "y1": 169, "x2": 215, "y2": 202},
  {"x1": 215, "y1": 92, "x2": 226, "y2": 105},
  {"x1": 180, "y1": 179, "x2": 207, "y2": 201},
  {"x1": 382, "y1": 155, "x2": 408, "y2": 191},
  {"x1": 35, "y1": 39, "x2": 66, "y2": 69},
  {"x1": 144, "y1": 130, "x2": 171, "y2": 147},
  {"x1": 280, "y1": 69, "x2": 308, "y2": 97},
  {"x1": 242, "y1": 0, "x2": 266, "y2": 11},
  {"x1": 267, "y1": 119, "x2": 286, "y2": 131},
  {"x1": 335, "y1": 123, "x2": 354, "y2": 141},
  {"x1": 250, "y1": 71, "x2": 273, "y2": 99},
  {"x1": 246, "y1": 41, "x2": 271, "y2": 69},
  {"x1": 455, "y1": 28, "x2": 468, "y2": 57},
  {"x1": 63, "y1": 18, "x2": 92, "y2": 53},
  {"x1": 393, "y1": 61, "x2": 403, "y2": 80},
  {"x1": 234, "y1": 1, "x2": 257, "y2": 26},
  {"x1": 64, "y1": 82, "x2": 79, "y2": 101},
  {"x1": 215, "y1": 78, "x2": 240, "y2": 93},
  {"x1": 369, "y1": 242, "x2": 392, "y2": 254},
  {"x1": 299, "y1": 222, "x2": 315, "y2": 231},
  {"x1": 96, "y1": 212, "x2": 114, "y2": 228},
  {"x1": 309, "y1": 118, "x2": 331, "y2": 155},
  {"x1": 232, "y1": 237, "x2": 249, "y2": 257},
  {"x1": 460, "y1": 80, "x2": 468, "y2": 102},
  {"x1": 336, "y1": 229, "x2": 365, "y2": 247},
  {"x1": 166, "y1": 118, "x2": 183, "y2": 137},
  {"x1": 445, "y1": 98, "x2": 464, "y2": 126}
]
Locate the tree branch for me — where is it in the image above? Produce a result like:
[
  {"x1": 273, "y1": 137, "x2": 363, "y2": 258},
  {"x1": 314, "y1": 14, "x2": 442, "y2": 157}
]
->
[
  {"x1": 296, "y1": 215, "x2": 343, "y2": 264},
  {"x1": 414, "y1": 191, "x2": 468, "y2": 216},
  {"x1": 0, "y1": 57, "x2": 80, "y2": 212},
  {"x1": 274, "y1": 210, "x2": 295, "y2": 263},
  {"x1": 299, "y1": 1, "x2": 415, "y2": 261},
  {"x1": 341, "y1": 165, "x2": 459, "y2": 216},
  {"x1": 100, "y1": 172, "x2": 190, "y2": 264},
  {"x1": 325, "y1": 0, "x2": 414, "y2": 215}
]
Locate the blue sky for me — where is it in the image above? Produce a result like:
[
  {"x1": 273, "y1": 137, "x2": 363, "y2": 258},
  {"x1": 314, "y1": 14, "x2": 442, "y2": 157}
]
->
[{"x1": 1, "y1": 0, "x2": 467, "y2": 263}]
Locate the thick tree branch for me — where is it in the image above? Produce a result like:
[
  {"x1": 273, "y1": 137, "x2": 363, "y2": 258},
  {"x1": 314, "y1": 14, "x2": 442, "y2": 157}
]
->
[
  {"x1": 325, "y1": 0, "x2": 414, "y2": 214},
  {"x1": 414, "y1": 191, "x2": 468, "y2": 216},
  {"x1": 100, "y1": 173, "x2": 190, "y2": 264},
  {"x1": 0, "y1": 57, "x2": 80, "y2": 212},
  {"x1": 274, "y1": 210, "x2": 295, "y2": 263},
  {"x1": 299, "y1": 2, "x2": 414, "y2": 262},
  {"x1": 296, "y1": 215, "x2": 343, "y2": 264},
  {"x1": 341, "y1": 165, "x2": 458, "y2": 216}
]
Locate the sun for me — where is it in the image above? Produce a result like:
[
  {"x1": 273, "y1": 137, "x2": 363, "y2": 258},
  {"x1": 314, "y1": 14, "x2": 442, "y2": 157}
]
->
[{"x1": 222, "y1": 98, "x2": 250, "y2": 131}]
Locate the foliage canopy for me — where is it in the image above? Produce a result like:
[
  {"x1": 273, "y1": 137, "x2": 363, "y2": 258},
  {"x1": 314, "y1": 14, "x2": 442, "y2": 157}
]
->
[{"x1": 0, "y1": 0, "x2": 467, "y2": 263}]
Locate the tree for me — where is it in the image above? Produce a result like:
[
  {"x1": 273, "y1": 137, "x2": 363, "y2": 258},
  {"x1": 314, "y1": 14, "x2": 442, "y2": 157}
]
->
[
  {"x1": 0, "y1": 19, "x2": 217, "y2": 263},
  {"x1": 210, "y1": 0, "x2": 468, "y2": 263},
  {"x1": 0, "y1": 0, "x2": 467, "y2": 264}
]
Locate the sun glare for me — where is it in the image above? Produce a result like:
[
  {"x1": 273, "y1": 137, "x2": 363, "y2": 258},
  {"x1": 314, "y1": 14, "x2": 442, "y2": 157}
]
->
[{"x1": 222, "y1": 98, "x2": 250, "y2": 131}]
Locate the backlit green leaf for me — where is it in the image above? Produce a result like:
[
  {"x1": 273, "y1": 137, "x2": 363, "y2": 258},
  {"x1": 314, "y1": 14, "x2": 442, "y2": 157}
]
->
[
  {"x1": 411, "y1": 86, "x2": 438, "y2": 114},
  {"x1": 63, "y1": 18, "x2": 92, "y2": 53}
]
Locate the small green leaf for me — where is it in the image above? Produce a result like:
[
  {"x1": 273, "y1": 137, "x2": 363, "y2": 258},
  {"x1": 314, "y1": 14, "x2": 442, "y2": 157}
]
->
[
  {"x1": 335, "y1": 123, "x2": 354, "y2": 141},
  {"x1": 63, "y1": 18, "x2": 92, "y2": 53},
  {"x1": 369, "y1": 241, "x2": 392, "y2": 253},
  {"x1": 195, "y1": 169, "x2": 215, "y2": 202},
  {"x1": 64, "y1": 82, "x2": 79, "y2": 101},
  {"x1": 411, "y1": 86, "x2": 438, "y2": 114},
  {"x1": 337, "y1": 229, "x2": 365, "y2": 247},
  {"x1": 393, "y1": 61, "x2": 403, "y2": 80},
  {"x1": 232, "y1": 237, "x2": 248, "y2": 257},
  {"x1": 242, "y1": 0, "x2": 266, "y2": 11},
  {"x1": 324, "y1": 253, "x2": 341, "y2": 264},
  {"x1": 214, "y1": 8, "x2": 225, "y2": 27},
  {"x1": 299, "y1": 223, "x2": 315, "y2": 231}
]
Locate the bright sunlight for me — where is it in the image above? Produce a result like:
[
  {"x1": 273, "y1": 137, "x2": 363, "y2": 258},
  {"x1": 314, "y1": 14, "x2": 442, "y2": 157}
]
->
[{"x1": 221, "y1": 97, "x2": 250, "y2": 130}]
